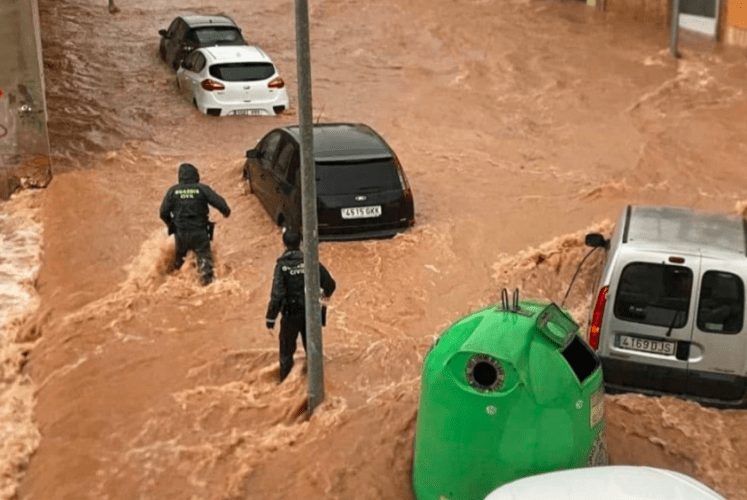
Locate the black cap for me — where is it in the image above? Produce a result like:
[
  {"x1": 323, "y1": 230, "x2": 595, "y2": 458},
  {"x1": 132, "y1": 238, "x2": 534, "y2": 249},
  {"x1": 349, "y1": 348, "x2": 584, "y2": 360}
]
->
[{"x1": 283, "y1": 231, "x2": 301, "y2": 249}]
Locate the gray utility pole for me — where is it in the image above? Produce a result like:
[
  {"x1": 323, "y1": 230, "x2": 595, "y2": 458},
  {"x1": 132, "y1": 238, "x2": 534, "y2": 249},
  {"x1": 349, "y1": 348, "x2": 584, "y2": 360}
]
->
[
  {"x1": 294, "y1": 0, "x2": 324, "y2": 416},
  {"x1": 670, "y1": 0, "x2": 682, "y2": 58}
]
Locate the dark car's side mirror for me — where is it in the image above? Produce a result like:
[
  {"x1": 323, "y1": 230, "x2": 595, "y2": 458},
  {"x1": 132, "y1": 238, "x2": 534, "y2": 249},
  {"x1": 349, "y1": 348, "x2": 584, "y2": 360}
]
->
[
  {"x1": 585, "y1": 233, "x2": 609, "y2": 249},
  {"x1": 281, "y1": 181, "x2": 294, "y2": 195},
  {"x1": 158, "y1": 29, "x2": 168, "y2": 37},
  {"x1": 245, "y1": 149, "x2": 258, "y2": 159}
]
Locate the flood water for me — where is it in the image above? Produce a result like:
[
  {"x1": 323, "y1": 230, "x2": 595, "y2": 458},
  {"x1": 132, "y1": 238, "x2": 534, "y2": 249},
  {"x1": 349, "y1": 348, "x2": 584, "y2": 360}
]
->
[{"x1": 2, "y1": 0, "x2": 747, "y2": 497}]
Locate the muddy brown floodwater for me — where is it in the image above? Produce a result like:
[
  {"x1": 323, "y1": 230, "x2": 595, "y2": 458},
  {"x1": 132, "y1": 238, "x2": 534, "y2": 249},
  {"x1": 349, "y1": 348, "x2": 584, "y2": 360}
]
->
[{"x1": 1, "y1": 0, "x2": 747, "y2": 498}]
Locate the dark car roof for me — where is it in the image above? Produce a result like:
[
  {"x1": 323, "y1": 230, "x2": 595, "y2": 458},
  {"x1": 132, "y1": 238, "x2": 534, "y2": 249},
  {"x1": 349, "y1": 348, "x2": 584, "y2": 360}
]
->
[
  {"x1": 180, "y1": 15, "x2": 239, "y2": 28},
  {"x1": 284, "y1": 123, "x2": 394, "y2": 162}
]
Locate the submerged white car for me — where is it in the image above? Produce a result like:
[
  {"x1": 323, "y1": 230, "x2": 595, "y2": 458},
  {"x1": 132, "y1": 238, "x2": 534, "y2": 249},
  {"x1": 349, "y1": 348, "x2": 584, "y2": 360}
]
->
[
  {"x1": 484, "y1": 466, "x2": 726, "y2": 500},
  {"x1": 176, "y1": 45, "x2": 289, "y2": 116}
]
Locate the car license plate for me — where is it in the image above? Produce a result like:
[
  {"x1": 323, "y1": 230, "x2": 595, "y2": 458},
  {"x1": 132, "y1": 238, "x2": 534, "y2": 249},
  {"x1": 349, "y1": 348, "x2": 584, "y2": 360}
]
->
[
  {"x1": 341, "y1": 205, "x2": 382, "y2": 219},
  {"x1": 233, "y1": 109, "x2": 262, "y2": 116},
  {"x1": 617, "y1": 334, "x2": 675, "y2": 355}
]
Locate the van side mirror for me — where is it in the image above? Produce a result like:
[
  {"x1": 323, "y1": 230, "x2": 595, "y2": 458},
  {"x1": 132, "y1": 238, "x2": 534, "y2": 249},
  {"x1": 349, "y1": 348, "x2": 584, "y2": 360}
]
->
[
  {"x1": 158, "y1": 29, "x2": 168, "y2": 37},
  {"x1": 245, "y1": 149, "x2": 258, "y2": 159},
  {"x1": 585, "y1": 233, "x2": 608, "y2": 249}
]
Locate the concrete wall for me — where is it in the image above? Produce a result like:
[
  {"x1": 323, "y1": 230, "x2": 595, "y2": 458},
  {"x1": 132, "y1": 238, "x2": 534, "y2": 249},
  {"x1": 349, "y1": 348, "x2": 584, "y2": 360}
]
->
[
  {"x1": 725, "y1": 0, "x2": 747, "y2": 45},
  {"x1": 0, "y1": 0, "x2": 52, "y2": 200}
]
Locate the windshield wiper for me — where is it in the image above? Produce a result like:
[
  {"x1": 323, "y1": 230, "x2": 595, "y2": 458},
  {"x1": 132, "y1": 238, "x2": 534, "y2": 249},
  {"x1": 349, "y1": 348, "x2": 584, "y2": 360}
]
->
[{"x1": 665, "y1": 309, "x2": 681, "y2": 337}]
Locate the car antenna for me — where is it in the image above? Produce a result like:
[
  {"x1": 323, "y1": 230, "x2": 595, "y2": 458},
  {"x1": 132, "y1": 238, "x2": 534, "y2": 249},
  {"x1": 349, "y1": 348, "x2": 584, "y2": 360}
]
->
[
  {"x1": 315, "y1": 105, "x2": 325, "y2": 124},
  {"x1": 560, "y1": 247, "x2": 600, "y2": 309}
]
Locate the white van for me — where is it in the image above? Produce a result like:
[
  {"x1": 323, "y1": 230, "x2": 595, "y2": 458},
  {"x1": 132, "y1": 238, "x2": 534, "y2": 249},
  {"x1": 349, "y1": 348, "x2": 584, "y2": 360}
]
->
[{"x1": 585, "y1": 205, "x2": 747, "y2": 408}]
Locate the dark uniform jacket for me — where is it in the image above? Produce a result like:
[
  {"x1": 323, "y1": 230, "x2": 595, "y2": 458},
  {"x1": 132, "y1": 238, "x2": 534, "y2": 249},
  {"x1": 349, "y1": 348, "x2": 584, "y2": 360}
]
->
[
  {"x1": 266, "y1": 249, "x2": 336, "y2": 321},
  {"x1": 159, "y1": 163, "x2": 231, "y2": 232}
]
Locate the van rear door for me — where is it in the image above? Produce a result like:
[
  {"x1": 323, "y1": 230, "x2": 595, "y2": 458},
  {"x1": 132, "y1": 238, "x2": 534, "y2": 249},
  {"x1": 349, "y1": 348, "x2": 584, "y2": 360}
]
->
[
  {"x1": 688, "y1": 260, "x2": 747, "y2": 403},
  {"x1": 601, "y1": 251, "x2": 699, "y2": 395}
]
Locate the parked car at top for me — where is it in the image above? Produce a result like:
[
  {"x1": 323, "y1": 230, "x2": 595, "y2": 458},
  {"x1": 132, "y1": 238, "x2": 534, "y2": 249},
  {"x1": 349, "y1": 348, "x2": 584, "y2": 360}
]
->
[
  {"x1": 158, "y1": 15, "x2": 246, "y2": 71},
  {"x1": 176, "y1": 46, "x2": 288, "y2": 117},
  {"x1": 243, "y1": 123, "x2": 415, "y2": 240},
  {"x1": 585, "y1": 205, "x2": 747, "y2": 408},
  {"x1": 483, "y1": 466, "x2": 726, "y2": 500}
]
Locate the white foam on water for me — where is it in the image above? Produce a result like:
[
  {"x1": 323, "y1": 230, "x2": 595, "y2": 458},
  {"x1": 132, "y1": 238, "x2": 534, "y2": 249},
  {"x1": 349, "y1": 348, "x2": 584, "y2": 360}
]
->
[{"x1": 0, "y1": 190, "x2": 43, "y2": 500}]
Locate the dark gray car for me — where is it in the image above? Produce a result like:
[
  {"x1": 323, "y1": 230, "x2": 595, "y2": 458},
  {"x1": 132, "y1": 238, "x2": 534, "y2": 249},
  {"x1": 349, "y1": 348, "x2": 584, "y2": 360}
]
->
[
  {"x1": 158, "y1": 15, "x2": 246, "y2": 71},
  {"x1": 243, "y1": 123, "x2": 415, "y2": 240}
]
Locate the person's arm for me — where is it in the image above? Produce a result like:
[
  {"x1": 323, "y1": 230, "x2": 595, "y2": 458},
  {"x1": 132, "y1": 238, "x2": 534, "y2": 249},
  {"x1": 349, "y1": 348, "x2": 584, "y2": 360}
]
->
[
  {"x1": 266, "y1": 261, "x2": 286, "y2": 329},
  {"x1": 159, "y1": 188, "x2": 174, "y2": 227},
  {"x1": 201, "y1": 185, "x2": 231, "y2": 218},
  {"x1": 319, "y1": 263, "x2": 336, "y2": 298}
]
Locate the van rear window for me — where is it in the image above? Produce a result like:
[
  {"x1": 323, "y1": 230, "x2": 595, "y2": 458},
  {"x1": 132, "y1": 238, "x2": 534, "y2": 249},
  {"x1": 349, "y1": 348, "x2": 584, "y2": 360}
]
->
[
  {"x1": 697, "y1": 271, "x2": 744, "y2": 334},
  {"x1": 614, "y1": 263, "x2": 692, "y2": 328}
]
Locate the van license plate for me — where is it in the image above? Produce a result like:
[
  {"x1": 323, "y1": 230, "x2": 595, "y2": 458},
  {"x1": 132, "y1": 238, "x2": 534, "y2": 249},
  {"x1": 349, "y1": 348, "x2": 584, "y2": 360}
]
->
[
  {"x1": 233, "y1": 109, "x2": 262, "y2": 116},
  {"x1": 617, "y1": 335, "x2": 675, "y2": 355},
  {"x1": 341, "y1": 205, "x2": 382, "y2": 219}
]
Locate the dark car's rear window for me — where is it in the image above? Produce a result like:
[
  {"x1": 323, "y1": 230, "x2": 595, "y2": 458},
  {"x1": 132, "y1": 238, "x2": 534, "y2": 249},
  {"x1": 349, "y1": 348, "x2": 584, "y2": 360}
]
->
[
  {"x1": 209, "y1": 63, "x2": 275, "y2": 82},
  {"x1": 190, "y1": 27, "x2": 243, "y2": 45},
  {"x1": 316, "y1": 159, "x2": 401, "y2": 195},
  {"x1": 614, "y1": 263, "x2": 692, "y2": 328}
]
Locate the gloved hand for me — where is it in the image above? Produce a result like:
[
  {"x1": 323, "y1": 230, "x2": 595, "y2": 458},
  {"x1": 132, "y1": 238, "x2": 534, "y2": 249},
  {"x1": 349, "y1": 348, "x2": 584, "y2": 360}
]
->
[{"x1": 266, "y1": 320, "x2": 274, "y2": 330}]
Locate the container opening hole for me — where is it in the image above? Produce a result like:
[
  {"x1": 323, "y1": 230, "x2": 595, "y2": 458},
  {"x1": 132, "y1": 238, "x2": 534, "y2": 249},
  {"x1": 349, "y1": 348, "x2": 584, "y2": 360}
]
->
[
  {"x1": 473, "y1": 362, "x2": 498, "y2": 388},
  {"x1": 467, "y1": 354, "x2": 504, "y2": 391}
]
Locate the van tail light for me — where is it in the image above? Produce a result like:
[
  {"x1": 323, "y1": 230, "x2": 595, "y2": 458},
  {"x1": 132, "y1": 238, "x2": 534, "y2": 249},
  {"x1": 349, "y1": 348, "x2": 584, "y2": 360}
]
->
[
  {"x1": 588, "y1": 286, "x2": 609, "y2": 350},
  {"x1": 201, "y1": 79, "x2": 225, "y2": 91},
  {"x1": 268, "y1": 77, "x2": 285, "y2": 89}
]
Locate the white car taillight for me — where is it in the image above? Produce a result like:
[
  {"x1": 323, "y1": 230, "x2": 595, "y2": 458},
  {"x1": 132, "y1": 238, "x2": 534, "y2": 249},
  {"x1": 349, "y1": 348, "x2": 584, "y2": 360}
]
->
[
  {"x1": 268, "y1": 77, "x2": 285, "y2": 89},
  {"x1": 201, "y1": 79, "x2": 225, "y2": 91}
]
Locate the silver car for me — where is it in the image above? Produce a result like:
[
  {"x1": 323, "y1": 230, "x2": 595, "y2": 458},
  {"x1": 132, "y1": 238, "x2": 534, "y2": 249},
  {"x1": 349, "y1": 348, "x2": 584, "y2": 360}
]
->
[{"x1": 585, "y1": 205, "x2": 747, "y2": 408}]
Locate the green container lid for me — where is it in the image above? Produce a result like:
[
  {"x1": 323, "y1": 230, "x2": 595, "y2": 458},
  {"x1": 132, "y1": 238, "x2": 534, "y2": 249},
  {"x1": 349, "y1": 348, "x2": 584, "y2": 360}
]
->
[{"x1": 413, "y1": 299, "x2": 608, "y2": 500}]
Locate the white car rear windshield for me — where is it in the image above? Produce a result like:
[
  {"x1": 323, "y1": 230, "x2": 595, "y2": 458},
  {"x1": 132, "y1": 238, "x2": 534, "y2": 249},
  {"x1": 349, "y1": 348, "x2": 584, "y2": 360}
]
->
[{"x1": 209, "y1": 63, "x2": 275, "y2": 82}]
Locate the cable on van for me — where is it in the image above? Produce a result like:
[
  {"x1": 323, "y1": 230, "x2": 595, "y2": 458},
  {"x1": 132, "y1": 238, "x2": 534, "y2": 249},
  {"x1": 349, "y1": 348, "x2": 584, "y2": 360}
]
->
[{"x1": 561, "y1": 247, "x2": 600, "y2": 308}]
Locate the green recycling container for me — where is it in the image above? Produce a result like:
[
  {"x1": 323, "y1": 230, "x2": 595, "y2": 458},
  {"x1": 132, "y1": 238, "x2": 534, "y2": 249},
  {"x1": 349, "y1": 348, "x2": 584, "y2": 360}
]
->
[{"x1": 412, "y1": 298, "x2": 608, "y2": 500}]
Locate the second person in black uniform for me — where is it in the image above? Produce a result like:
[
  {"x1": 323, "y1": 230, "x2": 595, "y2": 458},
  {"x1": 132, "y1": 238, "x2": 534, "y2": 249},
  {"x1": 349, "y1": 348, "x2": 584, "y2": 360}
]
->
[
  {"x1": 266, "y1": 231, "x2": 336, "y2": 382},
  {"x1": 159, "y1": 163, "x2": 231, "y2": 285}
]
